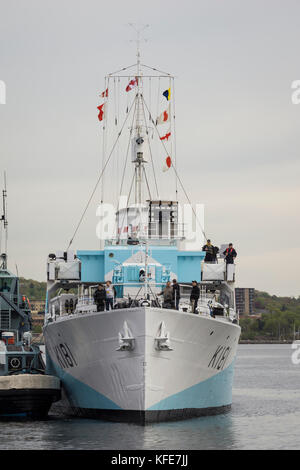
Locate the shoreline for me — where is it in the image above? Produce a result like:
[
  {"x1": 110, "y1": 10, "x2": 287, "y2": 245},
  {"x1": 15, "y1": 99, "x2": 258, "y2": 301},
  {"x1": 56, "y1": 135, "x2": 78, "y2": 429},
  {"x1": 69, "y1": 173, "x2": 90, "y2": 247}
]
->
[{"x1": 239, "y1": 340, "x2": 293, "y2": 344}]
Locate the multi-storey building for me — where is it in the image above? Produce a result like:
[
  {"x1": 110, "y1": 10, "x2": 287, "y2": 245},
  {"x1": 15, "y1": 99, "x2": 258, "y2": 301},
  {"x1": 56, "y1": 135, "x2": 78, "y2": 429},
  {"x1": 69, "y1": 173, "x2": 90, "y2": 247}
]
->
[{"x1": 235, "y1": 288, "x2": 254, "y2": 315}]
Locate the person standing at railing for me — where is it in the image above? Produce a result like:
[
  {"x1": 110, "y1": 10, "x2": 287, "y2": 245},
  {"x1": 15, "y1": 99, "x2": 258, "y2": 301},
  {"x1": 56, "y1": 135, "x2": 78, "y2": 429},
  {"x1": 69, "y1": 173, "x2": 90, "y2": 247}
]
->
[
  {"x1": 172, "y1": 279, "x2": 180, "y2": 310},
  {"x1": 223, "y1": 243, "x2": 237, "y2": 264},
  {"x1": 202, "y1": 240, "x2": 218, "y2": 263},
  {"x1": 94, "y1": 284, "x2": 106, "y2": 312},
  {"x1": 190, "y1": 281, "x2": 200, "y2": 313},
  {"x1": 105, "y1": 281, "x2": 116, "y2": 311},
  {"x1": 159, "y1": 281, "x2": 174, "y2": 309}
]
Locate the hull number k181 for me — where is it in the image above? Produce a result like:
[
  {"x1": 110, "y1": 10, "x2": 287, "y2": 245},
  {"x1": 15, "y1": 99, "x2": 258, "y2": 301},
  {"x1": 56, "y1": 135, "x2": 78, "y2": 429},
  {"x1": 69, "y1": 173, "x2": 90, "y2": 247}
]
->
[{"x1": 208, "y1": 345, "x2": 231, "y2": 370}]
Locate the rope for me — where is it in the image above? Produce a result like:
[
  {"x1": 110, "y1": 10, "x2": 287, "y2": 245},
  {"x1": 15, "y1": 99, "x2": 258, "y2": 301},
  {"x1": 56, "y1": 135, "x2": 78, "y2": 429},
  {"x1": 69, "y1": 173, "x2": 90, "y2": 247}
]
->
[
  {"x1": 140, "y1": 96, "x2": 159, "y2": 198},
  {"x1": 140, "y1": 63, "x2": 171, "y2": 76},
  {"x1": 143, "y1": 165, "x2": 152, "y2": 200},
  {"x1": 108, "y1": 63, "x2": 138, "y2": 76},
  {"x1": 117, "y1": 169, "x2": 136, "y2": 241},
  {"x1": 141, "y1": 95, "x2": 208, "y2": 242},
  {"x1": 156, "y1": 77, "x2": 160, "y2": 128},
  {"x1": 148, "y1": 77, "x2": 152, "y2": 126},
  {"x1": 172, "y1": 77, "x2": 178, "y2": 200},
  {"x1": 101, "y1": 76, "x2": 109, "y2": 204},
  {"x1": 66, "y1": 97, "x2": 137, "y2": 251}
]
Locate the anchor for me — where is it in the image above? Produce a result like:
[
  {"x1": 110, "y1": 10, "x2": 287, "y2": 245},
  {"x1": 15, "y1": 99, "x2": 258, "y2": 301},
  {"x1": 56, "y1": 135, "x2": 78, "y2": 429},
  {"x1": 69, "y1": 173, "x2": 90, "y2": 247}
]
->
[
  {"x1": 116, "y1": 320, "x2": 135, "y2": 351},
  {"x1": 155, "y1": 321, "x2": 173, "y2": 351}
]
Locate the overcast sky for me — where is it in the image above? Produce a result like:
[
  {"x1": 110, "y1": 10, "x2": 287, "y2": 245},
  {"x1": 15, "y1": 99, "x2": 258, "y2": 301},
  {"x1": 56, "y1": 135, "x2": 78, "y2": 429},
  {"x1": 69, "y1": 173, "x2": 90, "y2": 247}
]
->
[{"x1": 0, "y1": 0, "x2": 299, "y2": 296}]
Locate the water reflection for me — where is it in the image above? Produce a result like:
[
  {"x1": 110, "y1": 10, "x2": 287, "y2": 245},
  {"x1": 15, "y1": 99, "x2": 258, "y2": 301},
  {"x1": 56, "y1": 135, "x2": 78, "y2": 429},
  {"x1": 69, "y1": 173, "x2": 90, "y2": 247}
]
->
[{"x1": 0, "y1": 345, "x2": 299, "y2": 450}]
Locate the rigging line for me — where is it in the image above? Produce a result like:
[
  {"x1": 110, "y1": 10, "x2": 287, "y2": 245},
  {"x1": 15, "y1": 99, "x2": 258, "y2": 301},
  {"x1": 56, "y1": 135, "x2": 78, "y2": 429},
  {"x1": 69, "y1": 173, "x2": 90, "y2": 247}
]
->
[
  {"x1": 0, "y1": 187, "x2": 3, "y2": 254},
  {"x1": 3, "y1": 173, "x2": 7, "y2": 256},
  {"x1": 140, "y1": 94, "x2": 159, "y2": 198},
  {"x1": 114, "y1": 77, "x2": 118, "y2": 127},
  {"x1": 119, "y1": 95, "x2": 138, "y2": 197},
  {"x1": 168, "y1": 75, "x2": 174, "y2": 199},
  {"x1": 170, "y1": 164, "x2": 208, "y2": 242},
  {"x1": 0, "y1": 220, "x2": 2, "y2": 255},
  {"x1": 148, "y1": 77, "x2": 151, "y2": 125},
  {"x1": 171, "y1": 76, "x2": 178, "y2": 200},
  {"x1": 102, "y1": 76, "x2": 110, "y2": 204},
  {"x1": 117, "y1": 169, "x2": 136, "y2": 241},
  {"x1": 140, "y1": 63, "x2": 172, "y2": 76},
  {"x1": 117, "y1": 77, "x2": 120, "y2": 120},
  {"x1": 141, "y1": 95, "x2": 208, "y2": 242},
  {"x1": 66, "y1": 97, "x2": 137, "y2": 251},
  {"x1": 100, "y1": 75, "x2": 108, "y2": 204},
  {"x1": 116, "y1": 77, "x2": 121, "y2": 202},
  {"x1": 108, "y1": 63, "x2": 138, "y2": 76},
  {"x1": 156, "y1": 77, "x2": 160, "y2": 134},
  {"x1": 142, "y1": 165, "x2": 152, "y2": 201},
  {"x1": 106, "y1": 75, "x2": 175, "y2": 79},
  {"x1": 113, "y1": 77, "x2": 118, "y2": 203}
]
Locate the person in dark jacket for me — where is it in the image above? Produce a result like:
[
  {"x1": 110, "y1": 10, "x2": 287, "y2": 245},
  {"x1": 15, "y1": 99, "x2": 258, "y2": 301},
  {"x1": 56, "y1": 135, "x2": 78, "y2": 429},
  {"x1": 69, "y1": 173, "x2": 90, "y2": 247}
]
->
[
  {"x1": 93, "y1": 284, "x2": 106, "y2": 312},
  {"x1": 159, "y1": 281, "x2": 174, "y2": 309},
  {"x1": 172, "y1": 279, "x2": 180, "y2": 310},
  {"x1": 202, "y1": 240, "x2": 218, "y2": 263},
  {"x1": 190, "y1": 281, "x2": 200, "y2": 313},
  {"x1": 223, "y1": 243, "x2": 237, "y2": 264}
]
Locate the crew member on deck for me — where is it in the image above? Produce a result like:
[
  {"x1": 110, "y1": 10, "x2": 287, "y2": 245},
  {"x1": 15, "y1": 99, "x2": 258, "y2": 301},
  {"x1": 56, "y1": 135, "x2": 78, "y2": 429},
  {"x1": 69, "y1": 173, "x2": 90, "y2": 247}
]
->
[
  {"x1": 202, "y1": 240, "x2": 218, "y2": 263},
  {"x1": 223, "y1": 243, "x2": 237, "y2": 264},
  {"x1": 105, "y1": 281, "x2": 116, "y2": 311},
  {"x1": 190, "y1": 281, "x2": 200, "y2": 313},
  {"x1": 172, "y1": 279, "x2": 180, "y2": 310},
  {"x1": 159, "y1": 281, "x2": 174, "y2": 309},
  {"x1": 94, "y1": 284, "x2": 106, "y2": 312}
]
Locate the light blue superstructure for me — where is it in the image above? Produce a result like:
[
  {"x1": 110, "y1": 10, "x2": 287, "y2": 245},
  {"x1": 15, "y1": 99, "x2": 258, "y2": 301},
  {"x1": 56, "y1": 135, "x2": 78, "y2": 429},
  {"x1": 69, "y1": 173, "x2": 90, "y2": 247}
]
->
[{"x1": 77, "y1": 245, "x2": 206, "y2": 285}]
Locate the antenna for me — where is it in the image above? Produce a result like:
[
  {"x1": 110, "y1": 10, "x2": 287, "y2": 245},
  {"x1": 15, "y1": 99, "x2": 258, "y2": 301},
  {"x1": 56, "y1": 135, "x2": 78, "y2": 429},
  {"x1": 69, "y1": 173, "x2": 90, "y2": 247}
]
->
[
  {"x1": 128, "y1": 23, "x2": 149, "y2": 70},
  {"x1": 0, "y1": 172, "x2": 8, "y2": 269}
]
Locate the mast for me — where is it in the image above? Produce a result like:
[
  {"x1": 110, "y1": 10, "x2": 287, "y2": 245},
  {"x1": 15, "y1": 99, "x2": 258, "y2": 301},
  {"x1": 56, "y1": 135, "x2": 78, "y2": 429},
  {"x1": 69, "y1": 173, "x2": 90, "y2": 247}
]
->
[
  {"x1": 0, "y1": 172, "x2": 8, "y2": 269},
  {"x1": 130, "y1": 24, "x2": 149, "y2": 208}
]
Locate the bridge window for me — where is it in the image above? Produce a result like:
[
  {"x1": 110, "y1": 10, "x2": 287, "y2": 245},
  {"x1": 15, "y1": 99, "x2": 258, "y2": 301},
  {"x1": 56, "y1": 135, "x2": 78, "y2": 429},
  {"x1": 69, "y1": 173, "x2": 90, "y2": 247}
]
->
[{"x1": 0, "y1": 278, "x2": 12, "y2": 293}]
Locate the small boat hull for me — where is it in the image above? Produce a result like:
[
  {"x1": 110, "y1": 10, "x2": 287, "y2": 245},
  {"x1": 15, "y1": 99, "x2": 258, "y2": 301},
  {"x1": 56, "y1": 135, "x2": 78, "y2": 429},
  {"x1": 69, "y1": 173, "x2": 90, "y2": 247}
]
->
[{"x1": 0, "y1": 374, "x2": 61, "y2": 419}]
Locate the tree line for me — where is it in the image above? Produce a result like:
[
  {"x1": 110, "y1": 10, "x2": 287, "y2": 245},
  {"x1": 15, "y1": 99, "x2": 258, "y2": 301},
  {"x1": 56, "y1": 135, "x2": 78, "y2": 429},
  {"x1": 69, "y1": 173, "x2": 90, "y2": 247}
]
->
[{"x1": 240, "y1": 291, "x2": 300, "y2": 341}]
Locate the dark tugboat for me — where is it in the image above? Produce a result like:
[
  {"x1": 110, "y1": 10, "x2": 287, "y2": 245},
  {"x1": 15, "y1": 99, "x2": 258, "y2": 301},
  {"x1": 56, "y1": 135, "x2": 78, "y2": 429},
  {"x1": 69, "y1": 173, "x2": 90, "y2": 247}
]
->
[{"x1": 0, "y1": 176, "x2": 61, "y2": 419}]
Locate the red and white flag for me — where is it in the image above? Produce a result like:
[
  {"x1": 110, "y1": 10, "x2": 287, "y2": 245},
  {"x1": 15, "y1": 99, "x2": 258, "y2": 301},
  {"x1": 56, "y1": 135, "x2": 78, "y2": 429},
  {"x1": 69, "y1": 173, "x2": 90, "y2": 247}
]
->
[
  {"x1": 160, "y1": 131, "x2": 171, "y2": 141},
  {"x1": 97, "y1": 103, "x2": 106, "y2": 121},
  {"x1": 100, "y1": 88, "x2": 108, "y2": 98},
  {"x1": 126, "y1": 77, "x2": 138, "y2": 92},
  {"x1": 163, "y1": 156, "x2": 172, "y2": 172},
  {"x1": 157, "y1": 105, "x2": 170, "y2": 125}
]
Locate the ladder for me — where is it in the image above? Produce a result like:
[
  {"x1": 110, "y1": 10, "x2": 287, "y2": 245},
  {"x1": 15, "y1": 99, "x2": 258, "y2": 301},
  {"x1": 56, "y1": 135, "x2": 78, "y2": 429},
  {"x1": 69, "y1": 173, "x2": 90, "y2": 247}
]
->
[{"x1": 0, "y1": 307, "x2": 11, "y2": 330}]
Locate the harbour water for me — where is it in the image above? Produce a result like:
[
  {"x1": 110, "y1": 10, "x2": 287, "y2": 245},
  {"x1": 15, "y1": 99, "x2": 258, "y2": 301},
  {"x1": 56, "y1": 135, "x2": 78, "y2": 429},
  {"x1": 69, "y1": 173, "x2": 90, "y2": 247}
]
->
[{"x1": 0, "y1": 344, "x2": 299, "y2": 450}]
